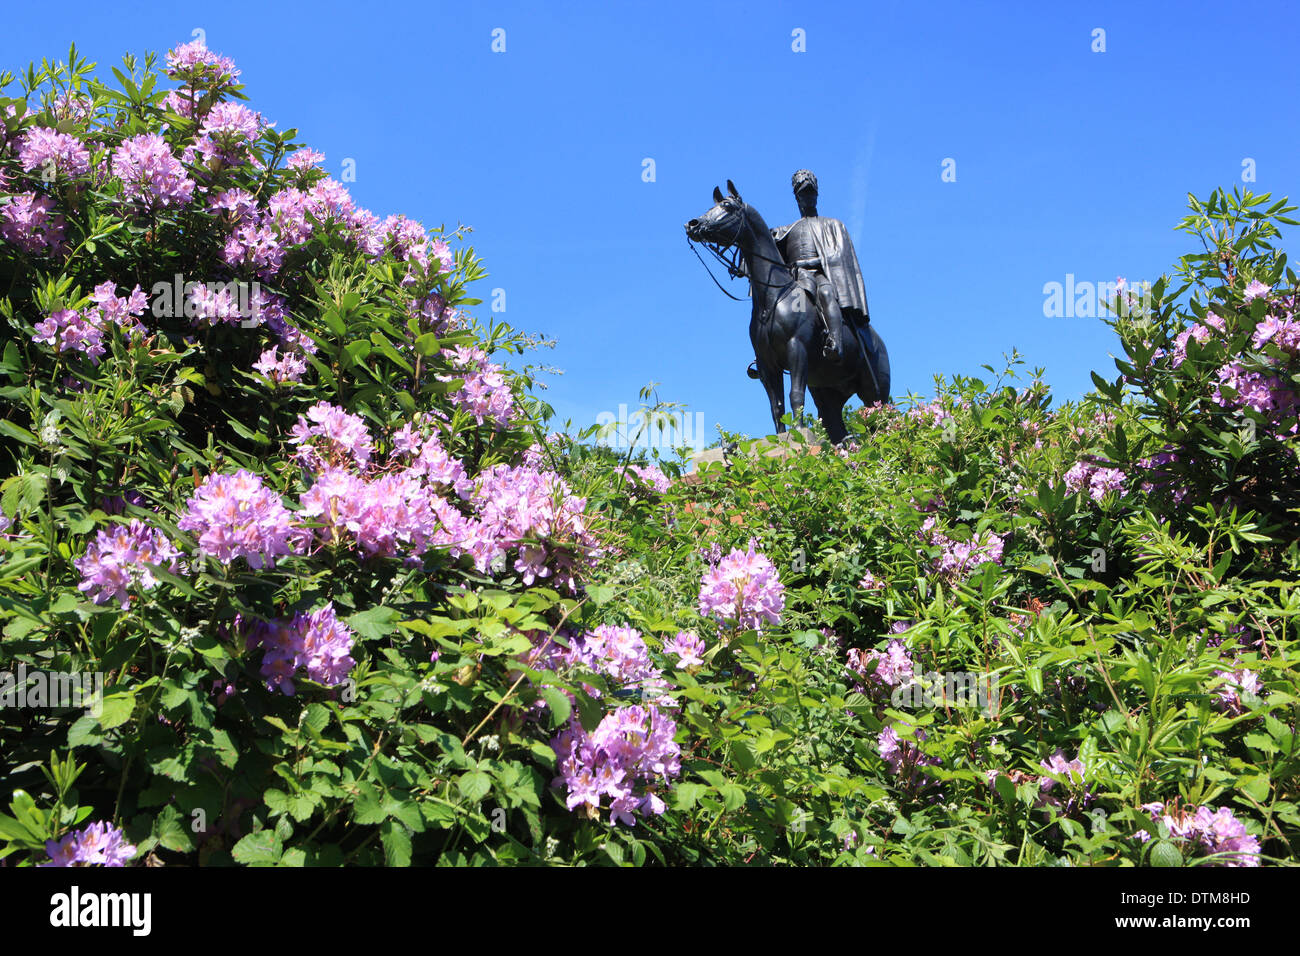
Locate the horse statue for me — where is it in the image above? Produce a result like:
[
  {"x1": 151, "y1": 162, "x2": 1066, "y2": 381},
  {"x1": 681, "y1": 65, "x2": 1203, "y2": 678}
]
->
[{"x1": 685, "y1": 180, "x2": 890, "y2": 444}]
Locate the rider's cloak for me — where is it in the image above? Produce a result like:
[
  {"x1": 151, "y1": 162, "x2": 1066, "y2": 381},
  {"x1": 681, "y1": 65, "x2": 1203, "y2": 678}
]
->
[{"x1": 771, "y1": 216, "x2": 870, "y2": 322}]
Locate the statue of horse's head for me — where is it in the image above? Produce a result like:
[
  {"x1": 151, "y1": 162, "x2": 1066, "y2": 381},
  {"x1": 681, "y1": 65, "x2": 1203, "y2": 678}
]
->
[{"x1": 685, "y1": 180, "x2": 748, "y2": 248}]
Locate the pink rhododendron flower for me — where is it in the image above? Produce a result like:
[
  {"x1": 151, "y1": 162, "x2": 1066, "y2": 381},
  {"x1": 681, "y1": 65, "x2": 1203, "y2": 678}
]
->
[
  {"x1": 253, "y1": 345, "x2": 306, "y2": 385},
  {"x1": 1140, "y1": 802, "x2": 1260, "y2": 867},
  {"x1": 697, "y1": 540, "x2": 785, "y2": 630},
  {"x1": 877, "y1": 724, "x2": 940, "y2": 785},
  {"x1": 75, "y1": 520, "x2": 183, "y2": 609},
  {"x1": 178, "y1": 470, "x2": 302, "y2": 569},
  {"x1": 662, "y1": 631, "x2": 705, "y2": 668},
  {"x1": 1063, "y1": 459, "x2": 1127, "y2": 501},
  {"x1": 552, "y1": 704, "x2": 681, "y2": 826},
  {"x1": 919, "y1": 518, "x2": 1006, "y2": 581},
  {"x1": 112, "y1": 133, "x2": 195, "y2": 209},
  {"x1": 859, "y1": 569, "x2": 885, "y2": 590},
  {"x1": 439, "y1": 346, "x2": 518, "y2": 428},
  {"x1": 243, "y1": 603, "x2": 357, "y2": 696},
  {"x1": 290, "y1": 401, "x2": 374, "y2": 472},
  {"x1": 32, "y1": 282, "x2": 149, "y2": 363},
  {"x1": 625, "y1": 463, "x2": 671, "y2": 493},
  {"x1": 1242, "y1": 280, "x2": 1270, "y2": 302},
  {"x1": 17, "y1": 127, "x2": 90, "y2": 178},
  {"x1": 1, "y1": 192, "x2": 67, "y2": 254},
  {"x1": 42, "y1": 821, "x2": 136, "y2": 867},
  {"x1": 1035, "y1": 750, "x2": 1092, "y2": 815},
  {"x1": 166, "y1": 39, "x2": 239, "y2": 87},
  {"x1": 286, "y1": 147, "x2": 325, "y2": 170},
  {"x1": 847, "y1": 638, "x2": 914, "y2": 698}
]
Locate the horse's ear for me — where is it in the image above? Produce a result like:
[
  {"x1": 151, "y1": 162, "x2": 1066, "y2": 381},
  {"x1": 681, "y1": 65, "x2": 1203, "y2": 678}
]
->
[
  {"x1": 713, "y1": 185, "x2": 724, "y2": 204},
  {"x1": 726, "y1": 179, "x2": 741, "y2": 200}
]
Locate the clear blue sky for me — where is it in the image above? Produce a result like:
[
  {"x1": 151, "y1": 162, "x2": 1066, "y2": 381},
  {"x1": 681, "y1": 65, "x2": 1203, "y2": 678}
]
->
[{"x1": 4, "y1": 1, "x2": 1298, "y2": 454}]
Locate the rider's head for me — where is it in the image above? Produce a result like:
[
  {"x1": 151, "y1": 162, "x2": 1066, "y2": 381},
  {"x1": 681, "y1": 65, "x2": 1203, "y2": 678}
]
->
[{"x1": 792, "y1": 169, "x2": 818, "y2": 216}]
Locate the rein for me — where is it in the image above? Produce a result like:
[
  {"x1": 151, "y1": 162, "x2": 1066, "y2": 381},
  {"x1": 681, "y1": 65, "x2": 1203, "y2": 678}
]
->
[
  {"x1": 687, "y1": 204, "x2": 798, "y2": 317},
  {"x1": 687, "y1": 235, "x2": 748, "y2": 301}
]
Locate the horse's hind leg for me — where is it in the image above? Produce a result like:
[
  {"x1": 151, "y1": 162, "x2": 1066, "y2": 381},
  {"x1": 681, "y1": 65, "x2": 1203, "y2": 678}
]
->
[
  {"x1": 810, "y1": 386, "x2": 849, "y2": 445},
  {"x1": 787, "y1": 339, "x2": 809, "y2": 425}
]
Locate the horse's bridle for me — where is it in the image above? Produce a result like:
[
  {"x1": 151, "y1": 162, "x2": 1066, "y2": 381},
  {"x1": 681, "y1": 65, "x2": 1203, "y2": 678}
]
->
[{"x1": 687, "y1": 200, "x2": 797, "y2": 314}]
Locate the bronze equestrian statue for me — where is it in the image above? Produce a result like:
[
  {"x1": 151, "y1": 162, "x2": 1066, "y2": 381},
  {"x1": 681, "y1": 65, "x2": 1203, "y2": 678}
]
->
[{"x1": 685, "y1": 174, "x2": 890, "y2": 444}]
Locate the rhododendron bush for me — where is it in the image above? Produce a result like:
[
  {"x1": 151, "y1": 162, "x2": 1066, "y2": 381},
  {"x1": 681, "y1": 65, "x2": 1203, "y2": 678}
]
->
[{"x1": 2, "y1": 41, "x2": 1298, "y2": 868}]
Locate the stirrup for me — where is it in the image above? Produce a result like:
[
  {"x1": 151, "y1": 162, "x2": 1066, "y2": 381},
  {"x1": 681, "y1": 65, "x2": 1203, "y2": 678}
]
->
[{"x1": 746, "y1": 361, "x2": 760, "y2": 380}]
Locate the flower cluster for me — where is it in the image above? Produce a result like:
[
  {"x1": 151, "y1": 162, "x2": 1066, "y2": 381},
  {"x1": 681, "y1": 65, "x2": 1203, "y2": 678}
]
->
[
  {"x1": 919, "y1": 518, "x2": 1006, "y2": 581},
  {"x1": 906, "y1": 400, "x2": 947, "y2": 426},
  {"x1": 552, "y1": 704, "x2": 681, "y2": 826},
  {"x1": 662, "y1": 631, "x2": 705, "y2": 669},
  {"x1": 75, "y1": 519, "x2": 183, "y2": 609},
  {"x1": 1207, "y1": 628, "x2": 1264, "y2": 715},
  {"x1": 178, "y1": 470, "x2": 302, "y2": 569},
  {"x1": 450, "y1": 461, "x2": 598, "y2": 590},
  {"x1": 1138, "y1": 801, "x2": 1261, "y2": 867},
  {"x1": 858, "y1": 569, "x2": 885, "y2": 590},
  {"x1": 1252, "y1": 313, "x2": 1300, "y2": 355},
  {"x1": 299, "y1": 466, "x2": 451, "y2": 560},
  {"x1": 697, "y1": 541, "x2": 785, "y2": 631},
  {"x1": 252, "y1": 345, "x2": 306, "y2": 385},
  {"x1": 877, "y1": 724, "x2": 940, "y2": 785},
  {"x1": 165, "y1": 38, "x2": 240, "y2": 87},
  {"x1": 566, "y1": 624, "x2": 672, "y2": 702},
  {"x1": 1063, "y1": 459, "x2": 1127, "y2": 501},
  {"x1": 111, "y1": 133, "x2": 195, "y2": 210},
  {"x1": 625, "y1": 463, "x2": 671, "y2": 494},
  {"x1": 409, "y1": 293, "x2": 460, "y2": 335},
  {"x1": 1135, "y1": 446, "x2": 1189, "y2": 504},
  {"x1": 0, "y1": 192, "x2": 67, "y2": 254},
  {"x1": 33, "y1": 281, "x2": 150, "y2": 363},
  {"x1": 1036, "y1": 749, "x2": 1091, "y2": 815},
  {"x1": 1167, "y1": 314, "x2": 1226, "y2": 367},
  {"x1": 220, "y1": 176, "x2": 409, "y2": 280},
  {"x1": 244, "y1": 603, "x2": 357, "y2": 696},
  {"x1": 189, "y1": 101, "x2": 268, "y2": 170},
  {"x1": 17, "y1": 127, "x2": 91, "y2": 179},
  {"x1": 1212, "y1": 360, "x2": 1298, "y2": 436},
  {"x1": 42, "y1": 821, "x2": 137, "y2": 867},
  {"x1": 183, "y1": 281, "x2": 251, "y2": 328},
  {"x1": 439, "y1": 346, "x2": 517, "y2": 428},
  {"x1": 393, "y1": 421, "x2": 472, "y2": 494},
  {"x1": 846, "y1": 638, "x2": 914, "y2": 699},
  {"x1": 289, "y1": 401, "x2": 374, "y2": 472}
]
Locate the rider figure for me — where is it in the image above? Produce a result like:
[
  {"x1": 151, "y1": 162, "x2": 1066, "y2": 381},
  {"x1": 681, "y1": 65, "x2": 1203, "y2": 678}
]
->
[{"x1": 770, "y1": 169, "x2": 871, "y2": 362}]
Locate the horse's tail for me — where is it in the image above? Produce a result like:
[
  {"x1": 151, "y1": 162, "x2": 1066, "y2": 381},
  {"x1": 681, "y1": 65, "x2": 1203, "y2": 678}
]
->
[{"x1": 850, "y1": 318, "x2": 889, "y2": 404}]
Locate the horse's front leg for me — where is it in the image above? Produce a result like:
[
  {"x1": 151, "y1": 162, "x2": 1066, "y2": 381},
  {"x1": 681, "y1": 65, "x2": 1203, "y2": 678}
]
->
[
  {"x1": 754, "y1": 357, "x2": 785, "y2": 433},
  {"x1": 786, "y1": 338, "x2": 808, "y2": 425}
]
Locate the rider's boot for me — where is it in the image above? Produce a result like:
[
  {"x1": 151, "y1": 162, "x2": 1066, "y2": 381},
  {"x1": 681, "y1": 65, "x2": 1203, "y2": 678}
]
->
[
  {"x1": 819, "y1": 294, "x2": 845, "y2": 361},
  {"x1": 822, "y1": 318, "x2": 844, "y2": 360}
]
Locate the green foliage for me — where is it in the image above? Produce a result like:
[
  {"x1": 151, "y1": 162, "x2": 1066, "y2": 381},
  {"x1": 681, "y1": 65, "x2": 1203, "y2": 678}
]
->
[{"x1": 1, "y1": 40, "x2": 1296, "y2": 867}]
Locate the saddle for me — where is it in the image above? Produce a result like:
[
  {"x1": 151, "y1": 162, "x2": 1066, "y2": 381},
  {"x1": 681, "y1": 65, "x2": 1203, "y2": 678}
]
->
[{"x1": 745, "y1": 303, "x2": 873, "y2": 380}]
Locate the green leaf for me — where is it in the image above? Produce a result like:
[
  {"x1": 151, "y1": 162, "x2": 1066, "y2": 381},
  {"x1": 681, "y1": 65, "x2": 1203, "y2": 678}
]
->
[
  {"x1": 231, "y1": 830, "x2": 282, "y2": 866},
  {"x1": 540, "y1": 687, "x2": 571, "y2": 728},
  {"x1": 96, "y1": 691, "x2": 136, "y2": 730},
  {"x1": 458, "y1": 771, "x2": 492, "y2": 803},
  {"x1": 381, "y1": 820, "x2": 412, "y2": 867},
  {"x1": 1149, "y1": 841, "x2": 1183, "y2": 867},
  {"x1": 345, "y1": 605, "x2": 398, "y2": 641},
  {"x1": 153, "y1": 806, "x2": 194, "y2": 853}
]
